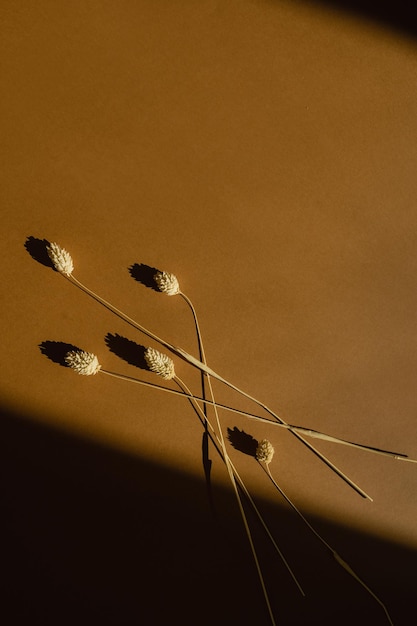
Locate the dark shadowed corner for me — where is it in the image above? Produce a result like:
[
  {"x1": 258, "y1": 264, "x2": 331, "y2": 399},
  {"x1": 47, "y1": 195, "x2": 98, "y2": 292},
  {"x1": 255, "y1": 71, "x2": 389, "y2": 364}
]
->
[{"x1": 304, "y1": 0, "x2": 417, "y2": 38}]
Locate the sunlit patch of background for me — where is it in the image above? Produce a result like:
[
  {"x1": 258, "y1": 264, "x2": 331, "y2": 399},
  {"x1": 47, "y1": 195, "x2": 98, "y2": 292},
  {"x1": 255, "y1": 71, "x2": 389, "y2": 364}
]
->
[{"x1": 2, "y1": 2, "x2": 417, "y2": 624}]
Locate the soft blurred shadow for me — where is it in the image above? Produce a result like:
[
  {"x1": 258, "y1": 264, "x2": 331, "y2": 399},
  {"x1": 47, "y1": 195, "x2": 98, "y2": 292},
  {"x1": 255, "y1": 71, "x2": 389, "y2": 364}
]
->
[{"x1": 1, "y1": 405, "x2": 416, "y2": 625}]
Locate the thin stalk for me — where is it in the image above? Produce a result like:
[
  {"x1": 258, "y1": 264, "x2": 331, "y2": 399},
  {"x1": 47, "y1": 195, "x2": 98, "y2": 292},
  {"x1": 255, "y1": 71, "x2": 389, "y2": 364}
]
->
[
  {"x1": 100, "y1": 367, "x2": 305, "y2": 603},
  {"x1": 179, "y1": 291, "x2": 305, "y2": 621},
  {"x1": 179, "y1": 293, "x2": 212, "y2": 505},
  {"x1": 190, "y1": 383, "x2": 305, "y2": 588},
  {"x1": 263, "y1": 463, "x2": 394, "y2": 626},
  {"x1": 178, "y1": 291, "x2": 390, "y2": 619},
  {"x1": 99, "y1": 370, "x2": 408, "y2": 461},
  {"x1": 175, "y1": 347, "x2": 372, "y2": 500},
  {"x1": 177, "y1": 293, "x2": 278, "y2": 624},
  {"x1": 67, "y1": 274, "x2": 176, "y2": 353},
  {"x1": 175, "y1": 374, "x2": 283, "y2": 626},
  {"x1": 63, "y1": 274, "x2": 402, "y2": 486},
  {"x1": 172, "y1": 374, "x2": 306, "y2": 596},
  {"x1": 179, "y1": 292, "x2": 207, "y2": 363},
  {"x1": 265, "y1": 425, "x2": 407, "y2": 461}
]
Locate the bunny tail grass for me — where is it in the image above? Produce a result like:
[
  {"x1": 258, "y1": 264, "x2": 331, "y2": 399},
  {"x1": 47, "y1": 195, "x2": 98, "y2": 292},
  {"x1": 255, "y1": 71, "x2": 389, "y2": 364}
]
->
[
  {"x1": 264, "y1": 464, "x2": 393, "y2": 626},
  {"x1": 49, "y1": 255, "x2": 407, "y2": 466},
  {"x1": 65, "y1": 350, "x2": 101, "y2": 375},
  {"x1": 175, "y1": 378, "x2": 278, "y2": 626},
  {"x1": 174, "y1": 347, "x2": 372, "y2": 500},
  {"x1": 60, "y1": 274, "x2": 405, "y2": 482},
  {"x1": 178, "y1": 293, "x2": 279, "y2": 624},
  {"x1": 99, "y1": 367, "x2": 304, "y2": 596},
  {"x1": 47, "y1": 242, "x2": 74, "y2": 276}
]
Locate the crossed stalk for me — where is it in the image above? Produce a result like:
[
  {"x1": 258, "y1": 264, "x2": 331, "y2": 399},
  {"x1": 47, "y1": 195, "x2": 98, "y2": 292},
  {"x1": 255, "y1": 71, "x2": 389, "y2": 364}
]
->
[{"x1": 41, "y1": 240, "x2": 409, "y2": 625}]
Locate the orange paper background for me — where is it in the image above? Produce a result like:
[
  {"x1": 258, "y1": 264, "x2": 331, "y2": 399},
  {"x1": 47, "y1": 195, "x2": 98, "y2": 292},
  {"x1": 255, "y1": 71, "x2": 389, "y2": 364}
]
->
[{"x1": 2, "y1": 2, "x2": 417, "y2": 624}]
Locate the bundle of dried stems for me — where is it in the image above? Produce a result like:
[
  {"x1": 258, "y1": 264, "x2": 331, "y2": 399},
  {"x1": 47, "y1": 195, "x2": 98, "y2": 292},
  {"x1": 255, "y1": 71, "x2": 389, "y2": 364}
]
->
[{"x1": 42, "y1": 239, "x2": 413, "y2": 626}]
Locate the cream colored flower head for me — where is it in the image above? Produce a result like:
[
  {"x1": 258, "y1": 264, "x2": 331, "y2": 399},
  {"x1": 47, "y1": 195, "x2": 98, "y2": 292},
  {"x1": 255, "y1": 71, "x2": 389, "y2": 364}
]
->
[
  {"x1": 154, "y1": 271, "x2": 180, "y2": 296},
  {"x1": 47, "y1": 242, "x2": 74, "y2": 276},
  {"x1": 256, "y1": 439, "x2": 274, "y2": 464},
  {"x1": 65, "y1": 350, "x2": 101, "y2": 376},
  {"x1": 144, "y1": 347, "x2": 175, "y2": 379}
]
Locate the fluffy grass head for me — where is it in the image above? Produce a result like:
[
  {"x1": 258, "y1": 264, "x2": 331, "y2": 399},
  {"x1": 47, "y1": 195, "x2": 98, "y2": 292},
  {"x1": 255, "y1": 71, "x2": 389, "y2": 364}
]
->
[
  {"x1": 256, "y1": 439, "x2": 275, "y2": 464},
  {"x1": 154, "y1": 271, "x2": 180, "y2": 296},
  {"x1": 65, "y1": 350, "x2": 101, "y2": 375},
  {"x1": 144, "y1": 347, "x2": 175, "y2": 379},
  {"x1": 47, "y1": 242, "x2": 74, "y2": 276}
]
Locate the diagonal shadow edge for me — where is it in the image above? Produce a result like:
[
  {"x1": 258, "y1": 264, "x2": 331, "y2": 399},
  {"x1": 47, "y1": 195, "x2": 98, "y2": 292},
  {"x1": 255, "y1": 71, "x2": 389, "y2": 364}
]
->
[{"x1": 1, "y1": 403, "x2": 416, "y2": 626}]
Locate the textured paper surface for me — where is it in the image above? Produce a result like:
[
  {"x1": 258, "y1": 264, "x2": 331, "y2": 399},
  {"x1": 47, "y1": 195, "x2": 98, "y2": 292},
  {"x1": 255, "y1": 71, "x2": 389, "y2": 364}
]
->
[{"x1": 2, "y1": 2, "x2": 417, "y2": 624}]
